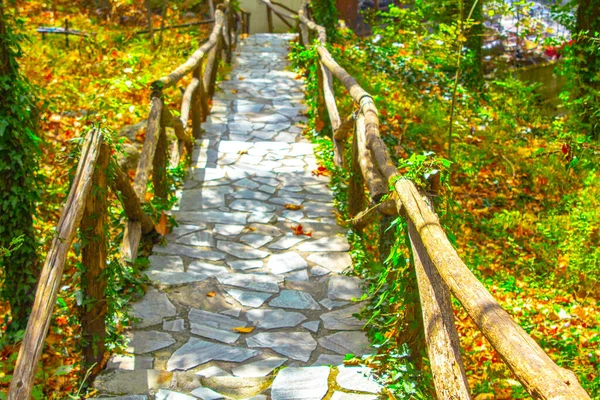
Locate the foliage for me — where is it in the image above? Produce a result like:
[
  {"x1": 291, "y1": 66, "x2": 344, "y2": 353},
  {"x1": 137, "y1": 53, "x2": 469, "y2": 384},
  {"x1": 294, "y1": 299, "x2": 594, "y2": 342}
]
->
[
  {"x1": 0, "y1": 0, "x2": 212, "y2": 396},
  {"x1": 293, "y1": 1, "x2": 600, "y2": 398},
  {"x1": 309, "y1": 0, "x2": 338, "y2": 42},
  {"x1": 0, "y1": 1, "x2": 41, "y2": 335}
]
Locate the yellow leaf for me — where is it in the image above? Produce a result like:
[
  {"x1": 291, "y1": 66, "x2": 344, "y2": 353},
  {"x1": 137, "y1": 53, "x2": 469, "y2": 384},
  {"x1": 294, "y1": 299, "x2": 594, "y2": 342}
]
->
[
  {"x1": 231, "y1": 89, "x2": 238, "y2": 94},
  {"x1": 206, "y1": 291, "x2": 216, "y2": 297},
  {"x1": 285, "y1": 203, "x2": 303, "y2": 210},
  {"x1": 232, "y1": 326, "x2": 254, "y2": 333},
  {"x1": 238, "y1": 150, "x2": 248, "y2": 155}
]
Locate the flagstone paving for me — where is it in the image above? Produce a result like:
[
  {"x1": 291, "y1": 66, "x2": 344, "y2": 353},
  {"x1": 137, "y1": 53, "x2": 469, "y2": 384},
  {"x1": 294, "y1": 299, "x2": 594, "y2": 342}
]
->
[{"x1": 93, "y1": 33, "x2": 381, "y2": 400}]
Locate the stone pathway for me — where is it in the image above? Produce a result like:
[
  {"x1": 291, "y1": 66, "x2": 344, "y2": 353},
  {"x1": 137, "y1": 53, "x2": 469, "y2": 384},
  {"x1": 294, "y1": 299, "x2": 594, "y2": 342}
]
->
[{"x1": 93, "y1": 34, "x2": 381, "y2": 400}]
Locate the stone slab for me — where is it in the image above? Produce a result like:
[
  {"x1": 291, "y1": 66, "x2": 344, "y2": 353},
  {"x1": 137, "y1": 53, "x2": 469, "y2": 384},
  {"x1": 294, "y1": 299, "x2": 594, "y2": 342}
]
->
[
  {"x1": 231, "y1": 357, "x2": 286, "y2": 378},
  {"x1": 317, "y1": 331, "x2": 371, "y2": 357},
  {"x1": 267, "y1": 252, "x2": 308, "y2": 274},
  {"x1": 327, "y1": 276, "x2": 363, "y2": 301},
  {"x1": 336, "y1": 366, "x2": 382, "y2": 394},
  {"x1": 246, "y1": 332, "x2": 317, "y2": 362},
  {"x1": 125, "y1": 331, "x2": 175, "y2": 354},
  {"x1": 246, "y1": 308, "x2": 306, "y2": 329},
  {"x1": 167, "y1": 338, "x2": 259, "y2": 371},
  {"x1": 270, "y1": 367, "x2": 330, "y2": 400},
  {"x1": 131, "y1": 288, "x2": 176, "y2": 328},
  {"x1": 269, "y1": 290, "x2": 320, "y2": 310}
]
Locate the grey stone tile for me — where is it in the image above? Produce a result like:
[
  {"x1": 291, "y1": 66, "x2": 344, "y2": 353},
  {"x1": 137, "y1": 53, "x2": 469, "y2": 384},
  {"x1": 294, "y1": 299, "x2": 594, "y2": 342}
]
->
[
  {"x1": 232, "y1": 357, "x2": 287, "y2": 378},
  {"x1": 156, "y1": 389, "x2": 196, "y2": 400},
  {"x1": 270, "y1": 367, "x2": 330, "y2": 399},
  {"x1": 269, "y1": 290, "x2": 320, "y2": 310},
  {"x1": 336, "y1": 365, "x2": 382, "y2": 394},
  {"x1": 131, "y1": 288, "x2": 176, "y2": 328},
  {"x1": 106, "y1": 354, "x2": 153, "y2": 370},
  {"x1": 307, "y1": 253, "x2": 352, "y2": 273},
  {"x1": 312, "y1": 354, "x2": 344, "y2": 367},
  {"x1": 301, "y1": 321, "x2": 320, "y2": 333},
  {"x1": 125, "y1": 331, "x2": 175, "y2": 354},
  {"x1": 246, "y1": 309, "x2": 306, "y2": 329},
  {"x1": 268, "y1": 234, "x2": 307, "y2": 250},
  {"x1": 267, "y1": 252, "x2": 308, "y2": 274},
  {"x1": 320, "y1": 304, "x2": 364, "y2": 330},
  {"x1": 225, "y1": 288, "x2": 272, "y2": 307},
  {"x1": 163, "y1": 318, "x2": 185, "y2": 332},
  {"x1": 196, "y1": 366, "x2": 232, "y2": 378},
  {"x1": 217, "y1": 241, "x2": 270, "y2": 259},
  {"x1": 246, "y1": 332, "x2": 317, "y2": 362},
  {"x1": 296, "y1": 237, "x2": 350, "y2": 252},
  {"x1": 190, "y1": 387, "x2": 226, "y2": 400},
  {"x1": 327, "y1": 276, "x2": 363, "y2": 301},
  {"x1": 167, "y1": 338, "x2": 259, "y2": 371},
  {"x1": 240, "y1": 233, "x2": 273, "y2": 248},
  {"x1": 218, "y1": 273, "x2": 281, "y2": 293},
  {"x1": 227, "y1": 259, "x2": 263, "y2": 271},
  {"x1": 317, "y1": 331, "x2": 372, "y2": 357},
  {"x1": 191, "y1": 323, "x2": 240, "y2": 344},
  {"x1": 189, "y1": 308, "x2": 247, "y2": 331}
]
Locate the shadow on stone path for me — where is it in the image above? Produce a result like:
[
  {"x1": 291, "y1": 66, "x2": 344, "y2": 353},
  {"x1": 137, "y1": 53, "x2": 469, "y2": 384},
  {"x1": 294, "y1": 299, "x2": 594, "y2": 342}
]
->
[{"x1": 93, "y1": 33, "x2": 381, "y2": 400}]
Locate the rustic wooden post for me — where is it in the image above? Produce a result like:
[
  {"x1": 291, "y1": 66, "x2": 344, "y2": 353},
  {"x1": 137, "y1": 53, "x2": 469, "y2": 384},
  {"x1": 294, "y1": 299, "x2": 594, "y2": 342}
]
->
[
  {"x1": 8, "y1": 130, "x2": 103, "y2": 400},
  {"x1": 406, "y1": 199, "x2": 471, "y2": 399},
  {"x1": 153, "y1": 117, "x2": 169, "y2": 204},
  {"x1": 315, "y1": 61, "x2": 329, "y2": 131},
  {"x1": 191, "y1": 66, "x2": 205, "y2": 138},
  {"x1": 266, "y1": 5, "x2": 274, "y2": 32},
  {"x1": 245, "y1": 12, "x2": 251, "y2": 34},
  {"x1": 80, "y1": 142, "x2": 110, "y2": 376},
  {"x1": 348, "y1": 122, "x2": 365, "y2": 218},
  {"x1": 110, "y1": 163, "x2": 155, "y2": 234},
  {"x1": 123, "y1": 93, "x2": 163, "y2": 261},
  {"x1": 203, "y1": 37, "x2": 220, "y2": 98}
]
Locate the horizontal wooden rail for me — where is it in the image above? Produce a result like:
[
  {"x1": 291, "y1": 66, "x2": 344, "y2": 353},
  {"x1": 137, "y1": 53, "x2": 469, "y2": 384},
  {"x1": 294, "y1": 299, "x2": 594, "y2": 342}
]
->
[
  {"x1": 154, "y1": 9, "x2": 225, "y2": 89},
  {"x1": 285, "y1": 0, "x2": 592, "y2": 398},
  {"x1": 8, "y1": 129, "x2": 104, "y2": 400},
  {"x1": 9, "y1": 3, "x2": 239, "y2": 398}
]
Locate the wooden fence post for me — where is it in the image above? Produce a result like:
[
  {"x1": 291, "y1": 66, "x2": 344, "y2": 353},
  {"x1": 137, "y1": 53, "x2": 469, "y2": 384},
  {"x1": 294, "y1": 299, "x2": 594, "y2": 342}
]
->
[
  {"x1": 348, "y1": 122, "x2": 365, "y2": 218},
  {"x1": 266, "y1": 5, "x2": 274, "y2": 32},
  {"x1": 80, "y1": 142, "x2": 110, "y2": 376},
  {"x1": 153, "y1": 119, "x2": 169, "y2": 204}
]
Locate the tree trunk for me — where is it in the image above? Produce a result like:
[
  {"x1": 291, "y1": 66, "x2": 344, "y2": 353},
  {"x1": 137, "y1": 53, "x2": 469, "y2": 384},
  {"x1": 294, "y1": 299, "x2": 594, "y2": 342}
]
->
[{"x1": 575, "y1": 0, "x2": 600, "y2": 137}]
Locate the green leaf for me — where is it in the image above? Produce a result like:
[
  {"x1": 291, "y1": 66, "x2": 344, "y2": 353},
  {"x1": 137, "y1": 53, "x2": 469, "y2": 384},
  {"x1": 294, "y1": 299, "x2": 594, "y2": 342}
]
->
[{"x1": 53, "y1": 365, "x2": 73, "y2": 376}]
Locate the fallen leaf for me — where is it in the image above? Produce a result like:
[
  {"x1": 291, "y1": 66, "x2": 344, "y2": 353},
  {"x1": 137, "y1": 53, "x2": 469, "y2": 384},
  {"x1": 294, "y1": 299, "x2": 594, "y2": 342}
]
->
[
  {"x1": 285, "y1": 203, "x2": 303, "y2": 210},
  {"x1": 312, "y1": 165, "x2": 329, "y2": 177},
  {"x1": 315, "y1": 119, "x2": 325, "y2": 132},
  {"x1": 206, "y1": 291, "x2": 216, "y2": 297},
  {"x1": 238, "y1": 150, "x2": 248, "y2": 155},
  {"x1": 232, "y1": 326, "x2": 254, "y2": 333},
  {"x1": 291, "y1": 224, "x2": 312, "y2": 236},
  {"x1": 155, "y1": 211, "x2": 168, "y2": 236},
  {"x1": 231, "y1": 89, "x2": 238, "y2": 94},
  {"x1": 238, "y1": 76, "x2": 245, "y2": 81}
]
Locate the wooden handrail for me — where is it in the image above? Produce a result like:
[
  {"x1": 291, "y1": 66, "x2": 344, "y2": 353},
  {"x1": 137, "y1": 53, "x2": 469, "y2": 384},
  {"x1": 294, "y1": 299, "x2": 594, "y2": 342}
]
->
[
  {"x1": 8, "y1": 129, "x2": 104, "y2": 400},
  {"x1": 8, "y1": 3, "x2": 239, "y2": 397},
  {"x1": 154, "y1": 9, "x2": 225, "y2": 89},
  {"x1": 277, "y1": 0, "x2": 592, "y2": 397}
]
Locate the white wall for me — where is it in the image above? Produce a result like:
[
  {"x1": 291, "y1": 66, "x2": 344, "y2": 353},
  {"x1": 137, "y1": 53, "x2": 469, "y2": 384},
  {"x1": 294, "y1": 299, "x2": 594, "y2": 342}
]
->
[{"x1": 240, "y1": 0, "x2": 303, "y2": 33}]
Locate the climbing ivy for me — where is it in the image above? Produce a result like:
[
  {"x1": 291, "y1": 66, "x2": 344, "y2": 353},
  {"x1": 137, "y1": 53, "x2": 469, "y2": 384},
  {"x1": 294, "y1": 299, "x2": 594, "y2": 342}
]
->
[
  {"x1": 309, "y1": 0, "x2": 338, "y2": 42},
  {"x1": 0, "y1": 0, "x2": 41, "y2": 335}
]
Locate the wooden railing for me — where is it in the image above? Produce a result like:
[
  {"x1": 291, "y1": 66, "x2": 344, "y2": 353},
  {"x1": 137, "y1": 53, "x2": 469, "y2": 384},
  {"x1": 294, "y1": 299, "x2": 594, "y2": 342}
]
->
[
  {"x1": 7, "y1": 3, "x2": 246, "y2": 399},
  {"x1": 260, "y1": 1, "x2": 591, "y2": 398}
]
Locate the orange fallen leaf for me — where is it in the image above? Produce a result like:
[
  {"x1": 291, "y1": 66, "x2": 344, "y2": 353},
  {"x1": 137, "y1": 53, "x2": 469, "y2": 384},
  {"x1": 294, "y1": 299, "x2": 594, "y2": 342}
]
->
[
  {"x1": 232, "y1": 326, "x2": 254, "y2": 333},
  {"x1": 315, "y1": 119, "x2": 325, "y2": 132},
  {"x1": 231, "y1": 89, "x2": 238, "y2": 94},
  {"x1": 238, "y1": 76, "x2": 245, "y2": 80},
  {"x1": 291, "y1": 224, "x2": 312, "y2": 237},
  {"x1": 311, "y1": 165, "x2": 329, "y2": 177},
  {"x1": 285, "y1": 203, "x2": 303, "y2": 210},
  {"x1": 155, "y1": 211, "x2": 168, "y2": 236},
  {"x1": 238, "y1": 150, "x2": 248, "y2": 155},
  {"x1": 206, "y1": 291, "x2": 216, "y2": 297}
]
